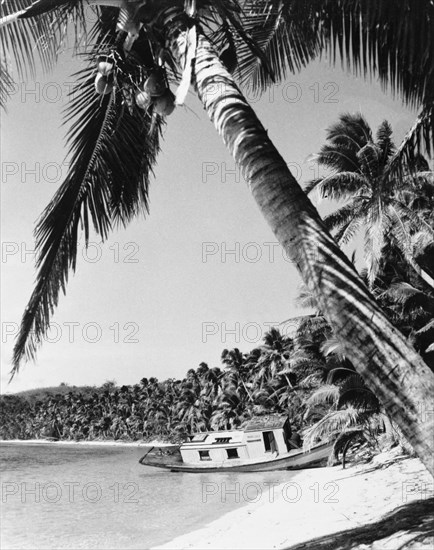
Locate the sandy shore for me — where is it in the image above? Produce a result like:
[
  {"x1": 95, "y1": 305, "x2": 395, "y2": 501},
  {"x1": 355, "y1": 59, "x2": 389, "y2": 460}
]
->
[
  {"x1": 154, "y1": 451, "x2": 433, "y2": 550},
  {"x1": 0, "y1": 438, "x2": 171, "y2": 447}
]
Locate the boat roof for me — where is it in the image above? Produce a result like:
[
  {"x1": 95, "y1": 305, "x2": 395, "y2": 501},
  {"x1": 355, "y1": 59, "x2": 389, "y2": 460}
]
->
[
  {"x1": 243, "y1": 414, "x2": 289, "y2": 432},
  {"x1": 184, "y1": 430, "x2": 244, "y2": 446}
]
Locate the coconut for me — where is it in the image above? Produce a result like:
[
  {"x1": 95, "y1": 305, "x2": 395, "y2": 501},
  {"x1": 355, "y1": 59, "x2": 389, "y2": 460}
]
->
[
  {"x1": 94, "y1": 73, "x2": 113, "y2": 95},
  {"x1": 153, "y1": 88, "x2": 175, "y2": 116},
  {"x1": 135, "y1": 89, "x2": 152, "y2": 111},
  {"x1": 97, "y1": 55, "x2": 115, "y2": 76},
  {"x1": 144, "y1": 68, "x2": 167, "y2": 97},
  {"x1": 220, "y1": 47, "x2": 237, "y2": 74}
]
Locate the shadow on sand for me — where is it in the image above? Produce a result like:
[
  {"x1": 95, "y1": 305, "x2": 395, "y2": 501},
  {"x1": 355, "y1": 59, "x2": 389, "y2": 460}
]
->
[{"x1": 284, "y1": 497, "x2": 434, "y2": 550}]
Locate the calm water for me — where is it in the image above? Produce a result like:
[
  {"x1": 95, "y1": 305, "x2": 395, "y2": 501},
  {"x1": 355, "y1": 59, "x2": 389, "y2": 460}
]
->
[{"x1": 1, "y1": 443, "x2": 296, "y2": 549}]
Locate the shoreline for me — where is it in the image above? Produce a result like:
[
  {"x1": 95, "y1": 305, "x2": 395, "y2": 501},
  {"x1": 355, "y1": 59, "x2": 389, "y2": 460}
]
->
[
  {"x1": 0, "y1": 438, "x2": 173, "y2": 447},
  {"x1": 153, "y1": 451, "x2": 434, "y2": 550}
]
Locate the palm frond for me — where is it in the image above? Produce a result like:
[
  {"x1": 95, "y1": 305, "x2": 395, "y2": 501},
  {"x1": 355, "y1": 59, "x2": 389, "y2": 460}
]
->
[
  {"x1": 12, "y1": 40, "x2": 163, "y2": 373},
  {"x1": 209, "y1": 0, "x2": 276, "y2": 86},
  {"x1": 320, "y1": 336, "x2": 346, "y2": 359},
  {"x1": 303, "y1": 178, "x2": 323, "y2": 196},
  {"x1": 416, "y1": 319, "x2": 434, "y2": 335},
  {"x1": 303, "y1": 407, "x2": 361, "y2": 451},
  {"x1": 316, "y1": 143, "x2": 361, "y2": 173},
  {"x1": 320, "y1": 0, "x2": 434, "y2": 109},
  {"x1": 338, "y1": 374, "x2": 379, "y2": 410},
  {"x1": 294, "y1": 284, "x2": 319, "y2": 310},
  {"x1": 382, "y1": 282, "x2": 434, "y2": 314},
  {"x1": 363, "y1": 212, "x2": 385, "y2": 286},
  {"x1": 331, "y1": 428, "x2": 368, "y2": 464},
  {"x1": 305, "y1": 384, "x2": 339, "y2": 409},
  {"x1": 389, "y1": 201, "x2": 434, "y2": 243},
  {"x1": 236, "y1": 0, "x2": 320, "y2": 91},
  {"x1": 0, "y1": 59, "x2": 15, "y2": 109},
  {"x1": 383, "y1": 282, "x2": 425, "y2": 305},
  {"x1": 322, "y1": 199, "x2": 364, "y2": 233},
  {"x1": 16, "y1": 0, "x2": 73, "y2": 19},
  {"x1": 357, "y1": 142, "x2": 381, "y2": 180},
  {"x1": 334, "y1": 216, "x2": 363, "y2": 247},
  {"x1": 325, "y1": 366, "x2": 357, "y2": 384},
  {"x1": 0, "y1": 0, "x2": 96, "y2": 108},
  {"x1": 323, "y1": 113, "x2": 372, "y2": 151},
  {"x1": 311, "y1": 171, "x2": 366, "y2": 201},
  {"x1": 385, "y1": 104, "x2": 434, "y2": 179},
  {"x1": 375, "y1": 120, "x2": 395, "y2": 169},
  {"x1": 0, "y1": 0, "x2": 62, "y2": 78},
  {"x1": 237, "y1": 0, "x2": 433, "y2": 118}
]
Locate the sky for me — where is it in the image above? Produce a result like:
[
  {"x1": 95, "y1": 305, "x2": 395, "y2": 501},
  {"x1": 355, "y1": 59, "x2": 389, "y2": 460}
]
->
[{"x1": 1, "y1": 35, "x2": 418, "y2": 394}]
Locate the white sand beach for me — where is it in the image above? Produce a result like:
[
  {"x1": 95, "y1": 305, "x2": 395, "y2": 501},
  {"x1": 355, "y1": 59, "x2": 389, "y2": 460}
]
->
[{"x1": 154, "y1": 452, "x2": 433, "y2": 550}]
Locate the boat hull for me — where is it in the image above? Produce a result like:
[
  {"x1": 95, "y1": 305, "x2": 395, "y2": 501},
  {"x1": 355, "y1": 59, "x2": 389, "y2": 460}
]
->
[{"x1": 139, "y1": 442, "x2": 333, "y2": 472}]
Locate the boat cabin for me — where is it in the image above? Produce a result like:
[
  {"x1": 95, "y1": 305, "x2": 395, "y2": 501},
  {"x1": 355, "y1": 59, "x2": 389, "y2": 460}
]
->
[{"x1": 180, "y1": 415, "x2": 296, "y2": 466}]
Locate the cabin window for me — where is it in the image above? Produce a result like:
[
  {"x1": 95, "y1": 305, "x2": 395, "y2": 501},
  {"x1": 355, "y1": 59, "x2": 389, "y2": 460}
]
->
[
  {"x1": 226, "y1": 448, "x2": 239, "y2": 459},
  {"x1": 199, "y1": 450, "x2": 211, "y2": 461},
  {"x1": 263, "y1": 431, "x2": 277, "y2": 453}
]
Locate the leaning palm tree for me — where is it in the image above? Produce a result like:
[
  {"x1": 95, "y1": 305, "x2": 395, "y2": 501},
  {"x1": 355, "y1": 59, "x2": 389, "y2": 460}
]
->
[
  {"x1": 2, "y1": 0, "x2": 434, "y2": 474},
  {"x1": 306, "y1": 114, "x2": 434, "y2": 288}
]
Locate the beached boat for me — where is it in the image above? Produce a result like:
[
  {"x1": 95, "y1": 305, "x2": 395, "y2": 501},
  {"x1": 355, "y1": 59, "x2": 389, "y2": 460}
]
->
[{"x1": 139, "y1": 415, "x2": 332, "y2": 472}]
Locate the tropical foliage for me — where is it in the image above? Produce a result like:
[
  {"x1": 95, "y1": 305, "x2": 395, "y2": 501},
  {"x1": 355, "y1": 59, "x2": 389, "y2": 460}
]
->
[
  {"x1": 306, "y1": 113, "x2": 434, "y2": 288},
  {"x1": 306, "y1": 114, "x2": 434, "y2": 369}
]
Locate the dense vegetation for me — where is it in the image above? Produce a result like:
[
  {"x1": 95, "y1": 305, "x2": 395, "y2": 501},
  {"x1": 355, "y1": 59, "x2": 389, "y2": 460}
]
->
[{"x1": 0, "y1": 323, "x2": 327, "y2": 442}]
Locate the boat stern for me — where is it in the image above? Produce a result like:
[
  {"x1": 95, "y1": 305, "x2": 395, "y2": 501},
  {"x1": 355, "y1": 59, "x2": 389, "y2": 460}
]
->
[{"x1": 139, "y1": 445, "x2": 182, "y2": 469}]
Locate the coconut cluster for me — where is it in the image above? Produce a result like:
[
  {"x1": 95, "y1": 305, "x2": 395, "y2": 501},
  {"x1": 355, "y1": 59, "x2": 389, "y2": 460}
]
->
[
  {"x1": 134, "y1": 67, "x2": 175, "y2": 116},
  {"x1": 94, "y1": 55, "x2": 175, "y2": 116}
]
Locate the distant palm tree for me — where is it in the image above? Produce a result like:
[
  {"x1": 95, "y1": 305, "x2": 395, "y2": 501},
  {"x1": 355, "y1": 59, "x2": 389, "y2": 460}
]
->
[
  {"x1": 1, "y1": 0, "x2": 433, "y2": 473},
  {"x1": 306, "y1": 113, "x2": 434, "y2": 288},
  {"x1": 252, "y1": 328, "x2": 293, "y2": 388}
]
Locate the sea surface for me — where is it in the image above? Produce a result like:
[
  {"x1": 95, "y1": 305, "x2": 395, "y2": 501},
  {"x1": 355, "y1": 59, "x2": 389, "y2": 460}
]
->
[{"x1": 1, "y1": 442, "x2": 296, "y2": 549}]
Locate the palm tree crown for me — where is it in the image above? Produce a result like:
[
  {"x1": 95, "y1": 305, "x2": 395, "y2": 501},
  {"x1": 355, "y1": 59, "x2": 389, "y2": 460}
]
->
[{"x1": 306, "y1": 113, "x2": 434, "y2": 287}]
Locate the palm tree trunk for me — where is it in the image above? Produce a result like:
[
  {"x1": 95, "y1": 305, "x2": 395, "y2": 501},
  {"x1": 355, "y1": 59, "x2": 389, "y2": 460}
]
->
[{"x1": 166, "y1": 25, "x2": 434, "y2": 475}]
